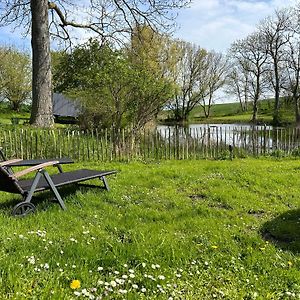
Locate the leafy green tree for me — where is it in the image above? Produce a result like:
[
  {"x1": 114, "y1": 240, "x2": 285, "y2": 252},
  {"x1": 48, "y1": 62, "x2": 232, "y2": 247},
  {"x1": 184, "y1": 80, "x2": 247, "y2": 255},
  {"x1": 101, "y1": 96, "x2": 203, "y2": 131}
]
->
[
  {"x1": 0, "y1": 47, "x2": 31, "y2": 111},
  {"x1": 54, "y1": 40, "x2": 173, "y2": 131},
  {"x1": 0, "y1": 0, "x2": 189, "y2": 127}
]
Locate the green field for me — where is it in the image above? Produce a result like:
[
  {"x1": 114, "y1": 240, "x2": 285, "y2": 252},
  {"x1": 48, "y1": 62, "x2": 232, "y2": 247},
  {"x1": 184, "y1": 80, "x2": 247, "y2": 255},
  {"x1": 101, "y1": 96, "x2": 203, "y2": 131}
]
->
[
  {"x1": 160, "y1": 99, "x2": 296, "y2": 125},
  {"x1": 0, "y1": 158, "x2": 300, "y2": 299},
  {"x1": 0, "y1": 98, "x2": 296, "y2": 127}
]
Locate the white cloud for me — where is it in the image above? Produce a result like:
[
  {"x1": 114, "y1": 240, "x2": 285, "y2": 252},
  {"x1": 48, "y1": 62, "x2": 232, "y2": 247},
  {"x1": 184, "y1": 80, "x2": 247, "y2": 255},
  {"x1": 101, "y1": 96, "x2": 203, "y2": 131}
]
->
[
  {"x1": 0, "y1": 0, "x2": 298, "y2": 53},
  {"x1": 174, "y1": 0, "x2": 298, "y2": 52}
]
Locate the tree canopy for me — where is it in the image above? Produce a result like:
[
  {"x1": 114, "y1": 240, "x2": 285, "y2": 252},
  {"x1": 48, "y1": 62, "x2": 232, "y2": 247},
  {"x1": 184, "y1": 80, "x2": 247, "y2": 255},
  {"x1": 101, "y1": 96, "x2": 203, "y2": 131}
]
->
[
  {"x1": 53, "y1": 39, "x2": 173, "y2": 131},
  {"x1": 0, "y1": 0, "x2": 190, "y2": 127}
]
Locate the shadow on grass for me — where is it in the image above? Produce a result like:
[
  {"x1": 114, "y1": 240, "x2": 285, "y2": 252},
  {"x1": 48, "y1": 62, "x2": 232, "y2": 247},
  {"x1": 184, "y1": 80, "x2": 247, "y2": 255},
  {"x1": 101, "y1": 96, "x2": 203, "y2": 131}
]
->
[
  {"x1": 261, "y1": 209, "x2": 300, "y2": 253},
  {"x1": 0, "y1": 183, "x2": 105, "y2": 215}
]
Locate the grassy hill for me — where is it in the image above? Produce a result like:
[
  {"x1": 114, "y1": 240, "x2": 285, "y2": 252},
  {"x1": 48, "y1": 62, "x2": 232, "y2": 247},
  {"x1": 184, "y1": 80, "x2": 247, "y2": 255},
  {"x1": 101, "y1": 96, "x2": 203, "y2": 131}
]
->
[
  {"x1": 160, "y1": 99, "x2": 296, "y2": 125},
  {"x1": 0, "y1": 98, "x2": 296, "y2": 127}
]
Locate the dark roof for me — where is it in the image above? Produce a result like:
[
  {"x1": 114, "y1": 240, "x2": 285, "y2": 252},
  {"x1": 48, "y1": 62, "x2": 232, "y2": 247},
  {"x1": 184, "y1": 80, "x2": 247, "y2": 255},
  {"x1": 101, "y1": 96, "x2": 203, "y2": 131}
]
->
[{"x1": 53, "y1": 93, "x2": 81, "y2": 117}]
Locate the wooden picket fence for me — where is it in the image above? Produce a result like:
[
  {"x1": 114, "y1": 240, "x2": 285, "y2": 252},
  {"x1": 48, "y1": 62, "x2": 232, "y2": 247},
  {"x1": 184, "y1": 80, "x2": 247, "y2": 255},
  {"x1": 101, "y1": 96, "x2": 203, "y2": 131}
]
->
[{"x1": 0, "y1": 126, "x2": 300, "y2": 161}]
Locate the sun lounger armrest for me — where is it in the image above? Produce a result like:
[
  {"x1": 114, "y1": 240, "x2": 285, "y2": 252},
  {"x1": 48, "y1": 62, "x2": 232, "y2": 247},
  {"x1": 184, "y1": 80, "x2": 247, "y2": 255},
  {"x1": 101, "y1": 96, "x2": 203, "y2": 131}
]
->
[
  {"x1": 11, "y1": 161, "x2": 60, "y2": 178},
  {"x1": 0, "y1": 159, "x2": 23, "y2": 167}
]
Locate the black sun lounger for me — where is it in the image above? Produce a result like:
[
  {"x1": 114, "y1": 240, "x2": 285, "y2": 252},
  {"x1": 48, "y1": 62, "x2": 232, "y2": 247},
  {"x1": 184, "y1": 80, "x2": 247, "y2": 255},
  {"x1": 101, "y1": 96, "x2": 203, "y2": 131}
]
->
[
  {"x1": 0, "y1": 159, "x2": 117, "y2": 217},
  {"x1": 0, "y1": 148, "x2": 74, "y2": 173}
]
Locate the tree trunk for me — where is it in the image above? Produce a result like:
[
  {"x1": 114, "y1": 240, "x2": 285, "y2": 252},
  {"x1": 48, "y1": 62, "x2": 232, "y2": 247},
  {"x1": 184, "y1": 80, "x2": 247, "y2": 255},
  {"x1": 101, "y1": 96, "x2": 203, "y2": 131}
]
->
[
  {"x1": 272, "y1": 63, "x2": 280, "y2": 125},
  {"x1": 30, "y1": 0, "x2": 54, "y2": 127},
  {"x1": 295, "y1": 98, "x2": 300, "y2": 127},
  {"x1": 252, "y1": 99, "x2": 258, "y2": 123},
  {"x1": 252, "y1": 72, "x2": 260, "y2": 123}
]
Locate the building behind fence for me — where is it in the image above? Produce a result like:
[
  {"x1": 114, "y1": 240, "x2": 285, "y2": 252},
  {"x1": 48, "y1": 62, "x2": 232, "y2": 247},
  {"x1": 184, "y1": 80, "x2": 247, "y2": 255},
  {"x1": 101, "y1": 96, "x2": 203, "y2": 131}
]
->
[{"x1": 1, "y1": 126, "x2": 300, "y2": 161}]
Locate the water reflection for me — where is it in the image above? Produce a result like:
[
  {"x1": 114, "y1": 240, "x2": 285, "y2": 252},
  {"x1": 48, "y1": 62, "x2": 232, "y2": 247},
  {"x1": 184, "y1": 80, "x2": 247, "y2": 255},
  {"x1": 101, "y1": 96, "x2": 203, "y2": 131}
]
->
[{"x1": 156, "y1": 123, "x2": 290, "y2": 151}]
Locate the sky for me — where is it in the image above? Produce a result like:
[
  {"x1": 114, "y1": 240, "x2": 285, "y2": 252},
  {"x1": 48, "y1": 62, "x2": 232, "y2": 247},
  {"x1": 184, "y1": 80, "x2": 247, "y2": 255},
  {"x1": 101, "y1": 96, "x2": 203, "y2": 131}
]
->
[
  {"x1": 0, "y1": 0, "x2": 298, "y2": 53},
  {"x1": 174, "y1": 0, "x2": 298, "y2": 53}
]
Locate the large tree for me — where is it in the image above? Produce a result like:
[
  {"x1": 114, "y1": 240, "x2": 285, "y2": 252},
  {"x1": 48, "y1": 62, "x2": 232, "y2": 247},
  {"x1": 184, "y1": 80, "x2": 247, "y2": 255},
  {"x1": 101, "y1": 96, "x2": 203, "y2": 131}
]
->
[
  {"x1": 226, "y1": 60, "x2": 250, "y2": 112},
  {"x1": 53, "y1": 40, "x2": 173, "y2": 132},
  {"x1": 198, "y1": 51, "x2": 227, "y2": 118},
  {"x1": 0, "y1": 0, "x2": 190, "y2": 127},
  {"x1": 169, "y1": 41, "x2": 208, "y2": 122},
  {"x1": 259, "y1": 8, "x2": 292, "y2": 125},
  {"x1": 230, "y1": 32, "x2": 268, "y2": 123}
]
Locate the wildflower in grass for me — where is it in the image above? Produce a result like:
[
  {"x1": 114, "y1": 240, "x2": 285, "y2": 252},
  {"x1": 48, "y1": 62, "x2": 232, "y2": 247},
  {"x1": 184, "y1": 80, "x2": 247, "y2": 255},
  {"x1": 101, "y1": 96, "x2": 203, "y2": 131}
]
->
[
  {"x1": 204, "y1": 261, "x2": 209, "y2": 266},
  {"x1": 74, "y1": 291, "x2": 81, "y2": 296},
  {"x1": 114, "y1": 271, "x2": 120, "y2": 275},
  {"x1": 211, "y1": 245, "x2": 218, "y2": 249},
  {"x1": 141, "y1": 287, "x2": 146, "y2": 293},
  {"x1": 142, "y1": 263, "x2": 146, "y2": 268},
  {"x1": 70, "y1": 280, "x2": 81, "y2": 289},
  {"x1": 132, "y1": 284, "x2": 139, "y2": 289},
  {"x1": 97, "y1": 267, "x2": 103, "y2": 271},
  {"x1": 72, "y1": 265, "x2": 76, "y2": 269},
  {"x1": 129, "y1": 269, "x2": 134, "y2": 273},
  {"x1": 44, "y1": 263, "x2": 49, "y2": 270},
  {"x1": 158, "y1": 275, "x2": 165, "y2": 280},
  {"x1": 288, "y1": 261, "x2": 293, "y2": 267},
  {"x1": 19, "y1": 234, "x2": 24, "y2": 239},
  {"x1": 81, "y1": 289, "x2": 89, "y2": 296},
  {"x1": 118, "y1": 289, "x2": 127, "y2": 294},
  {"x1": 60, "y1": 250, "x2": 64, "y2": 254},
  {"x1": 97, "y1": 280, "x2": 104, "y2": 285},
  {"x1": 124, "y1": 264, "x2": 128, "y2": 268},
  {"x1": 259, "y1": 247, "x2": 265, "y2": 251},
  {"x1": 176, "y1": 274, "x2": 182, "y2": 278},
  {"x1": 129, "y1": 273, "x2": 135, "y2": 278},
  {"x1": 28, "y1": 256, "x2": 35, "y2": 265},
  {"x1": 110, "y1": 281, "x2": 117, "y2": 287}
]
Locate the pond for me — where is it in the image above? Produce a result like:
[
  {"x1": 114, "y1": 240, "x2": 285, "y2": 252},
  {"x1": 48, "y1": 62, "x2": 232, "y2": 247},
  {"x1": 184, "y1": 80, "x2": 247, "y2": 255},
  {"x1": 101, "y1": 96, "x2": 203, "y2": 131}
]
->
[{"x1": 156, "y1": 123, "x2": 298, "y2": 152}]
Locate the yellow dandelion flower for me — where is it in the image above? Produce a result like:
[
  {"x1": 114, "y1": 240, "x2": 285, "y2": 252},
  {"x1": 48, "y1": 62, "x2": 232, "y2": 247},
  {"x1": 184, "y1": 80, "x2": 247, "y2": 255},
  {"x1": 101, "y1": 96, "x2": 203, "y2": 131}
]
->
[
  {"x1": 211, "y1": 245, "x2": 218, "y2": 249},
  {"x1": 70, "y1": 279, "x2": 81, "y2": 289}
]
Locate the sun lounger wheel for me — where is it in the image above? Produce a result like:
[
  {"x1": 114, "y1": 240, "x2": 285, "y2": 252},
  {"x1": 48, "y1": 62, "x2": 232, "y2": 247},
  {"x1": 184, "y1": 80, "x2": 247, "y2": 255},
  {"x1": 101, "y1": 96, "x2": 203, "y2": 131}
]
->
[{"x1": 12, "y1": 202, "x2": 36, "y2": 217}]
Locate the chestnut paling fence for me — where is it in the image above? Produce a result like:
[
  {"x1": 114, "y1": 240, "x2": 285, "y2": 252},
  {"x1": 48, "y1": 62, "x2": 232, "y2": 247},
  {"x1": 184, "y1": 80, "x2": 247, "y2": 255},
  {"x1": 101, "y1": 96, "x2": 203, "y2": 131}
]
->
[{"x1": 0, "y1": 126, "x2": 300, "y2": 161}]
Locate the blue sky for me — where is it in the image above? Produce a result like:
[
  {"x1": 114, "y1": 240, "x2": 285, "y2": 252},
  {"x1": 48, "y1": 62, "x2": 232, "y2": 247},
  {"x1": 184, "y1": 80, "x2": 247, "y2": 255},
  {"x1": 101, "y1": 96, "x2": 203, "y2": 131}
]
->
[
  {"x1": 0, "y1": 0, "x2": 297, "y2": 53},
  {"x1": 174, "y1": 0, "x2": 298, "y2": 52}
]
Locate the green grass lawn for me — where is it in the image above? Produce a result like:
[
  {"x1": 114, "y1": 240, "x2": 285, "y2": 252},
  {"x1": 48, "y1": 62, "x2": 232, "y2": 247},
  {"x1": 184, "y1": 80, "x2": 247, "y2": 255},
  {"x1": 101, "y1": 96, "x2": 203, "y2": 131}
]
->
[{"x1": 1, "y1": 159, "x2": 300, "y2": 299}]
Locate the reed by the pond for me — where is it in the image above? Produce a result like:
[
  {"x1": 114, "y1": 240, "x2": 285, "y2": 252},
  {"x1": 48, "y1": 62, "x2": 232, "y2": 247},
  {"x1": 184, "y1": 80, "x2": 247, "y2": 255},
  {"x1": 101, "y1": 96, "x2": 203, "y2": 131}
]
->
[{"x1": 1, "y1": 126, "x2": 300, "y2": 161}]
